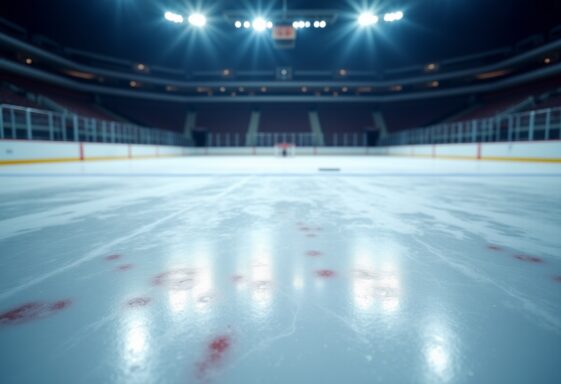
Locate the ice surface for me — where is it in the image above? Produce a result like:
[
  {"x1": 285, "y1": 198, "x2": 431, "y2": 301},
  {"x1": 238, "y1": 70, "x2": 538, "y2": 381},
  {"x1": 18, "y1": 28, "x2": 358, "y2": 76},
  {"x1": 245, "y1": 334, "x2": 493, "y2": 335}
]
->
[{"x1": 0, "y1": 156, "x2": 560, "y2": 384}]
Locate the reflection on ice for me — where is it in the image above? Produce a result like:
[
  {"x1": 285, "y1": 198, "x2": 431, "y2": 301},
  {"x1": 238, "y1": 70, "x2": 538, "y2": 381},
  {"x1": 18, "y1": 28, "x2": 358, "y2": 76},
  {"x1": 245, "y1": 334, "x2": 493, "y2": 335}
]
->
[
  {"x1": 168, "y1": 289, "x2": 188, "y2": 314},
  {"x1": 423, "y1": 317, "x2": 457, "y2": 382},
  {"x1": 122, "y1": 316, "x2": 150, "y2": 371}
]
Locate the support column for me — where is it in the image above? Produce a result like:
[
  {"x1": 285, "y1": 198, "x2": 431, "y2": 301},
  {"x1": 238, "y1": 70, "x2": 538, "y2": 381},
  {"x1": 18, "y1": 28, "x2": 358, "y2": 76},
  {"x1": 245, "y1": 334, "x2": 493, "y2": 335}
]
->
[
  {"x1": 183, "y1": 111, "x2": 197, "y2": 144},
  {"x1": 308, "y1": 110, "x2": 324, "y2": 146},
  {"x1": 245, "y1": 110, "x2": 261, "y2": 146},
  {"x1": 372, "y1": 111, "x2": 388, "y2": 145}
]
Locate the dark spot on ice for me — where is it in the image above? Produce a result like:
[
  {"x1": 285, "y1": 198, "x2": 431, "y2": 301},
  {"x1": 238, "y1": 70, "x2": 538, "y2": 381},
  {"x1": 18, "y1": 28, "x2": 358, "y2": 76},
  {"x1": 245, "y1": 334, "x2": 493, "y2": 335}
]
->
[
  {"x1": 198, "y1": 295, "x2": 214, "y2": 304},
  {"x1": 316, "y1": 269, "x2": 335, "y2": 278},
  {"x1": 152, "y1": 269, "x2": 197, "y2": 290},
  {"x1": 232, "y1": 274, "x2": 244, "y2": 283},
  {"x1": 306, "y1": 250, "x2": 322, "y2": 257},
  {"x1": 553, "y1": 275, "x2": 561, "y2": 283},
  {"x1": 105, "y1": 254, "x2": 121, "y2": 261},
  {"x1": 306, "y1": 233, "x2": 317, "y2": 238},
  {"x1": 487, "y1": 245, "x2": 503, "y2": 251},
  {"x1": 513, "y1": 255, "x2": 543, "y2": 264},
  {"x1": 117, "y1": 264, "x2": 134, "y2": 271},
  {"x1": 0, "y1": 299, "x2": 72, "y2": 326},
  {"x1": 127, "y1": 297, "x2": 151, "y2": 308}
]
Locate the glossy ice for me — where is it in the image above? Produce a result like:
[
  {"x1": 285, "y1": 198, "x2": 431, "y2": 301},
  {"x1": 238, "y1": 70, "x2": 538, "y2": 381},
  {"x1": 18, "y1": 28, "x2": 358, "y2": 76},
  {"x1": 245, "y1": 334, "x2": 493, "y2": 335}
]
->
[{"x1": 0, "y1": 156, "x2": 561, "y2": 384}]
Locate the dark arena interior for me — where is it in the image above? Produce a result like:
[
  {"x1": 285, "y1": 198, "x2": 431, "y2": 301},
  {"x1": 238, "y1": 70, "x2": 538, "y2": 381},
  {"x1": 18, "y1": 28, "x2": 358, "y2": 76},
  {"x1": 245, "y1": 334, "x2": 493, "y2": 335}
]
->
[{"x1": 1, "y1": 1, "x2": 561, "y2": 383}]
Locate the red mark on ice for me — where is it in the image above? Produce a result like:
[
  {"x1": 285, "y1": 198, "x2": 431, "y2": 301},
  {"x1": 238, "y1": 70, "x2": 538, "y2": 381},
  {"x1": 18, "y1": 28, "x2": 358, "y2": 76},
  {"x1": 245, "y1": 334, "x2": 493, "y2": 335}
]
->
[
  {"x1": 117, "y1": 264, "x2": 134, "y2": 271},
  {"x1": 0, "y1": 299, "x2": 72, "y2": 326},
  {"x1": 487, "y1": 245, "x2": 503, "y2": 251},
  {"x1": 514, "y1": 255, "x2": 543, "y2": 264},
  {"x1": 196, "y1": 335, "x2": 232, "y2": 380},
  {"x1": 306, "y1": 250, "x2": 322, "y2": 257},
  {"x1": 316, "y1": 269, "x2": 335, "y2": 278},
  {"x1": 153, "y1": 269, "x2": 197, "y2": 290},
  {"x1": 105, "y1": 254, "x2": 121, "y2": 261},
  {"x1": 127, "y1": 297, "x2": 151, "y2": 308}
]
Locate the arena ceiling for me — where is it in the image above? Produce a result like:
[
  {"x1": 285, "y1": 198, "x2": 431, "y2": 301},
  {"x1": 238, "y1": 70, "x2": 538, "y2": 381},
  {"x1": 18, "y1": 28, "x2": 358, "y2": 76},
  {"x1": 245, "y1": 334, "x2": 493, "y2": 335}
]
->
[{"x1": 1, "y1": 0, "x2": 560, "y2": 72}]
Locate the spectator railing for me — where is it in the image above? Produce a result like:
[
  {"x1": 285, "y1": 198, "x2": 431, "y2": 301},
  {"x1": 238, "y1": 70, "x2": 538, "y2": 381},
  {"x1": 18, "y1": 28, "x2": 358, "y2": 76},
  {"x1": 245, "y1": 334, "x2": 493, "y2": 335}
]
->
[
  {"x1": 380, "y1": 106, "x2": 561, "y2": 146},
  {"x1": 0, "y1": 104, "x2": 190, "y2": 146},
  {"x1": 207, "y1": 132, "x2": 369, "y2": 147}
]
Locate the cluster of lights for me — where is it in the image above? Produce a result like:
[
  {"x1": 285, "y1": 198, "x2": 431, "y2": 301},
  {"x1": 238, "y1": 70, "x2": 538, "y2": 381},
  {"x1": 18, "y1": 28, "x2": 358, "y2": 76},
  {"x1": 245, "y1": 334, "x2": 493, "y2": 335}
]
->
[
  {"x1": 164, "y1": 11, "x2": 206, "y2": 27},
  {"x1": 358, "y1": 11, "x2": 404, "y2": 26},
  {"x1": 234, "y1": 18, "x2": 273, "y2": 32},
  {"x1": 292, "y1": 20, "x2": 327, "y2": 29},
  {"x1": 165, "y1": 10, "x2": 403, "y2": 30},
  {"x1": 383, "y1": 11, "x2": 404, "y2": 22}
]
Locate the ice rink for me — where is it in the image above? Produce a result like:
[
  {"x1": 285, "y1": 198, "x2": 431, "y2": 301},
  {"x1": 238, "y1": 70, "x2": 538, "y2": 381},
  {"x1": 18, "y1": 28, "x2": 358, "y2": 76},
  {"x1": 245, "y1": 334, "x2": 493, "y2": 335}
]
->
[{"x1": 1, "y1": 156, "x2": 561, "y2": 384}]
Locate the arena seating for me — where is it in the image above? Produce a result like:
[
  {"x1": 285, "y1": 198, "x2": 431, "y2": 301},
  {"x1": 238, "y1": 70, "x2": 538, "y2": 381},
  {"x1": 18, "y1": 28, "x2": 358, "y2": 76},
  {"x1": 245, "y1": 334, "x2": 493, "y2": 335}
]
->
[
  {"x1": 317, "y1": 106, "x2": 371, "y2": 145},
  {"x1": 259, "y1": 105, "x2": 310, "y2": 133},
  {"x1": 0, "y1": 86, "x2": 40, "y2": 109},
  {"x1": 1, "y1": 75, "x2": 119, "y2": 121},
  {"x1": 197, "y1": 106, "x2": 252, "y2": 135},
  {"x1": 100, "y1": 98, "x2": 186, "y2": 132}
]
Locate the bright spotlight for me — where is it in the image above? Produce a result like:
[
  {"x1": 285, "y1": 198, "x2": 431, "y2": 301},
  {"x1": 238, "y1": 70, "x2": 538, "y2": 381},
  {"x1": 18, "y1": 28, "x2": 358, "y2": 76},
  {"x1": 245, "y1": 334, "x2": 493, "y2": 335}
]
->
[
  {"x1": 188, "y1": 13, "x2": 206, "y2": 27},
  {"x1": 234, "y1": 20, "x2": 242, "y2": 28},
  {"x1": 313, "y1": 21, "x2": 320, "y2": 28},
  {"x1": 267, "y1": 21, "x2": 273, "y2": 29},
  {"x1": 319, "y1": 20, "x2": 327, "y2": 28},
  {"x1": 164, "y1": 11, "x2": 184, "y2": 24},
  {"x1": 304, "y1": 21, "x2": 311, "y2": 28},
  {"x1": 243, "y1": 21, "x2": 251, "y2": 29},
  {"x1": 252, "y1": 17, "x2": 267, "y2": 32},
  {"x1": 384, "y1": 11, "x2": 404, "y2": 22},
  {"x1": 358, "y1": 12, "x2": 378, "y2": 27}
]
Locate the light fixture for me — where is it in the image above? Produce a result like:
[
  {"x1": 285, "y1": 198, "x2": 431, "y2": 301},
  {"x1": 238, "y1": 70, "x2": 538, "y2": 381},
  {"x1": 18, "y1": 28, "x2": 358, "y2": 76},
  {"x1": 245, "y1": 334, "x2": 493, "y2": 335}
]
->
[
  {"x1": 243, "y1": 21, "x2": 251, "y2": 29},
  {"x1": 384, "y1": 11, "x2": 404, "y2": 22},
  {"x1": 544, "y1": 57, "x2": 552, "y2": 64},
  {"x1": 358, "y1": 12, "x2": 378, "y2": 27},
  {"x1": 252, "y1": 17, "x2": 268, "y2": 32},
  {"x1": 25, "y1": 58, "x2": 33, "y2": 65},
  {"x1": 164, "y1": 11, "x2": 184, "y2": 24},
  {"x1": 313, "y1": 21, "x2": 320, "y2": 28},
  {"x1": 425, "y1": 63, "x2": 439, "y2": 72},
  {"x1": 130, "y1": 81, "x2": 139, "y2": 88},
  {"x1": 319, "y1": 20, "x2": 326, "y2": 28},
  {"x1": 188, "y1": 13, "x2": 206, "y2": 27},
  {"x1": 220, "y1": 87, "x2": 226, "y2": 92},
  {"x1": 267, "y1": 21, "x2": 273, "y2": 29},
  {"x1": 234, "y1": 21, "x2": 242, "y2": 28}
]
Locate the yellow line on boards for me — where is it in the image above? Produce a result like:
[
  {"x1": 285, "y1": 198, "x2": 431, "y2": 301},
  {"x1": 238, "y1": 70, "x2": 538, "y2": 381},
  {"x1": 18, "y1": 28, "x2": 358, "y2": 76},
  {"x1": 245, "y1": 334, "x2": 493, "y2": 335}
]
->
[
  {"x1": 0, "y1": 155, "x2": 183, "y2": 166},
  {"x1": 385, "y1": 154, "x2": 561, "y2": 163}
]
